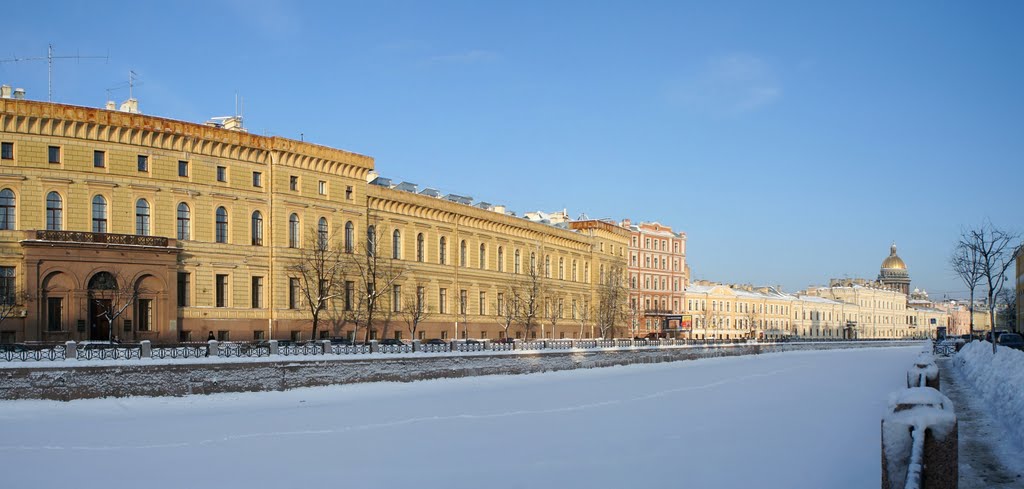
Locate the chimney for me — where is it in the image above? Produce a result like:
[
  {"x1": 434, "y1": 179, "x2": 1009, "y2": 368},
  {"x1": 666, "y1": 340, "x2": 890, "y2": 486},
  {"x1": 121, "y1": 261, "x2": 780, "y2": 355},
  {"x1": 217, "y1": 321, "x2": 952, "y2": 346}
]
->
[
  {"x1": 119, "y1": 98, "x2": 139, "y2": 113},
  {"x1": 492, "y1": 205, "x2": 506, "y2": 214},
  {"x1": 12, "y1": 88, "x2": 26, "y2": 99},
  {"x1": 365, "y1": 170, "x2": 379, "y2": 183},
  {"x1": 0, "y1": 85, "x2": 11, "y2": 99},
  {"x1": 105, "y1": 101, "x2": 116, "y2": 110}
]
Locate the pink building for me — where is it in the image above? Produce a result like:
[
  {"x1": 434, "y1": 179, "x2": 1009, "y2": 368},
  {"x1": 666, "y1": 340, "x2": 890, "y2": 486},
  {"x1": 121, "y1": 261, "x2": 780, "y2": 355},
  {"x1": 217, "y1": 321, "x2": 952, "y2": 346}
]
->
[{"x1": 620, "y1": 220, "x2": 688, "y2": 336}]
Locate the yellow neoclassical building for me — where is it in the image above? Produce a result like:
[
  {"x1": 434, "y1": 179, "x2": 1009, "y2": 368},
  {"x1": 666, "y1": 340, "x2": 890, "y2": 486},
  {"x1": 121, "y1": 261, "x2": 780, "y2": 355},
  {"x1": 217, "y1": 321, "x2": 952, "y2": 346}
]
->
[{"x1": 0, "y1": 97, "x2": 628, "y2": 343}]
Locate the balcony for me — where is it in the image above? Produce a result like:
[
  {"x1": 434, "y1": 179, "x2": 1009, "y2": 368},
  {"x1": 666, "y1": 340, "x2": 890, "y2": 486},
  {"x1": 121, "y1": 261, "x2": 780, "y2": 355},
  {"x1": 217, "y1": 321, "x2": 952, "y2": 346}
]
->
[{"x1": 33, "y1": 230, "x2": 170, "y2": 247}]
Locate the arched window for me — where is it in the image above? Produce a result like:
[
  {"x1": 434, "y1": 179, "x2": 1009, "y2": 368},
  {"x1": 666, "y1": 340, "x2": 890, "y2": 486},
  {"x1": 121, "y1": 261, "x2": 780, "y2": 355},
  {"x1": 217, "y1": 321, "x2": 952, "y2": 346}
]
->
[
  {"x1": 0, "y1": 189, "x2": 15, "y2": 230},
  {"x1": 215, "y1": 207, "x2": 228, "y2": 243},
  {"x1": 318, "y1": 217, "x2": 329, "y2": 248},
  {"x1": 251, "y1": 211, "x2": 263, "y2": 246},
  {"x1": 344, "y1": 221, "x2": 354, "y2": 253},
  {"x1": 288, "y1": 214, "x2": 300, "y2": 248},
  {"x1": 497, "y1": 246, "x2": 504, "y2": 272},
  {"x1": 514, "y1": 250, "x2": 521, "y2": 274},
  {"x1": 135, "y1": 199, "x2": 150, "y2": 235},
  {"x1": 439, "y1": 236, "x2": 447, "y2": 265},
  {"x1": 392, "y1": 229, "x2": 401, "y2": 259},
  {"x1": 479, "y1": 243, "x2": 486, "y2": 269},
  {"x1": 176, "y1": 202, "x2": 190, "y2": 240},
  {"x1": 46, "y1": 192, "x2": 64, "y2": 231},
  {"x1": 416, "y1": 233, "x2": 424, "y2": 262},
  {"x1": 459, "y1": 240, "x2": 467, "y2": 267},
  {"x1": 366, "y1": 225, "x2": 376, "y2": 256},
  {"x1": 91, "y1": 195, "x2": 107, "y2": 233}
]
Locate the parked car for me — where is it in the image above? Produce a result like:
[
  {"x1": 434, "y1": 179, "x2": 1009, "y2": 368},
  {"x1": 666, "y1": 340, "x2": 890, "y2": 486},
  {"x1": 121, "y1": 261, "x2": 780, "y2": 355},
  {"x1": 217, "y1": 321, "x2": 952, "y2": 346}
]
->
[
  {"x1": 328, "y1": 337, "x2": 356, "y2": 345},
  {"x1": 493, "y1": 338, "x2": 515, "y2": 344},
  {"x1": 984, "y1": 330, "x2": 1010, "y2": 343},
  {"x1": 378, "y1": 338, "x2": 406, "y2": 346},
  {"x1": 996, "y1": 333, "x2": 1024, "y2": 351},
  {"x1": 464, "y1": 339, "x2": 483, "y2": 344},
  {"x1": 423, "y1": 338, "x2": 448, "y2": 345}
]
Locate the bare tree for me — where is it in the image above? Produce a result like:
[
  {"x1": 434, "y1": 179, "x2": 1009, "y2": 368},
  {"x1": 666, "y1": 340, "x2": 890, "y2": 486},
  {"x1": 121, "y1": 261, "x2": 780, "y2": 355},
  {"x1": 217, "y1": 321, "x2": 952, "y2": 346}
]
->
[
  {"x1": 0, "y1": 284, "x2": 30, "y2": 333},
  {"x1": 288, "y1": 225, "x2": 346, "y2": 340},
  {"x1": 595, "y1": 263, "x2": 627, "y2": 338},
  {"x1": 996, "y1": 286, "x2": 1018, "y2": 333},
  {"x1": 959, "y1": 222, "x2": 1022, "y2": 353},
  {"x1": 546, "y1": 297, "x2": 562, "y2": 340},
  {"x1": 518, "y1": 263, "x2": 543, "y2": 339},
  {"x1": 627, "y1": 299, "x2": 642, "y2": 338},
  {"x1": 574, "y1": 299, "x2": 591, "y2": 339},
  {"x1": 347, "y1": 217, "x2": 406, "y2": 344},
  {"x1": 495, "y1": 281, "x2": 520, "y2": 340},
  {"x1": 88, "y1": 270, "x2": 147, "y2": 342},
  {"x1": 951, "y1": 240, "x2": 984, "y2": 335},
  {"x1": 745, "y1": 304, "x2": 760, "y2": 340},
  {"x1": 400, "y1": 286, "x2": 431, "y2": 341}
]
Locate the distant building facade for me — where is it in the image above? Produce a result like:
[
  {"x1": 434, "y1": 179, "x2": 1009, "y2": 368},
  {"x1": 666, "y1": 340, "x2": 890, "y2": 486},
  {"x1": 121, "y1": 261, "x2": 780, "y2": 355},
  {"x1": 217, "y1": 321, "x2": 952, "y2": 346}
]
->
[{"x1": 619, "y1": 219, "x2": 687, "y2": 336}]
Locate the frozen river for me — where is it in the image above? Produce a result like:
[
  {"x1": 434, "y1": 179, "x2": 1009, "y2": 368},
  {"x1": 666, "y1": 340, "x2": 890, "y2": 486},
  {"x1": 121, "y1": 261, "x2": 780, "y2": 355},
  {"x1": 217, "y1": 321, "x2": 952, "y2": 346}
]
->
[{"x1": 0, "y1": 345, "x2": 921, "y2": 489}]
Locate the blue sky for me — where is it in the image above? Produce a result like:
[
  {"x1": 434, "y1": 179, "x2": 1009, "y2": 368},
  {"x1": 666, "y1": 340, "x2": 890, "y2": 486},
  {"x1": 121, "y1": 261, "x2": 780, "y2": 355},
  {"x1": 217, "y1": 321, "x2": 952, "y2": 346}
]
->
[{"x1": 2, "y1": 1, "x2": 1021, "y2": 297}]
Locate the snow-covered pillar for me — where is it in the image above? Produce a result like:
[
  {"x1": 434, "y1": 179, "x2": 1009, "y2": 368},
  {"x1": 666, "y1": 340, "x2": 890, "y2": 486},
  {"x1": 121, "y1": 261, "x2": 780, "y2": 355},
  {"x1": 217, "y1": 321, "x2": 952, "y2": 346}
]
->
[
  {"x1": 320, "y1": 340, "x2": 331, "y2": 355},
  {"x1": 140, "y1": 340, "x2": 151, "y2": 358},
  {"x1": 207, "y1": 340, "x2": 219, "y2": 357},
  {"x1": 64, "y1": 341, "x2": 76, "y2": 360},
  {"x1": 369, "y1": 340, "x2": 378, "y2": 353},
  {"x1": 906, "y1": 360, "x2": 940, "y2": 390},
  {"x1": 412, "y1": 340, "x2": 421, "y2": 352},
  {"x1": 881, "y1": 387, "x2": 957, "y2": 489},
  {"x1": 268, "y1": 340, "x2": 279, "y2": 355},
  {"x1": 481, "y1": 339, "x2": 490, "y2": 351}
]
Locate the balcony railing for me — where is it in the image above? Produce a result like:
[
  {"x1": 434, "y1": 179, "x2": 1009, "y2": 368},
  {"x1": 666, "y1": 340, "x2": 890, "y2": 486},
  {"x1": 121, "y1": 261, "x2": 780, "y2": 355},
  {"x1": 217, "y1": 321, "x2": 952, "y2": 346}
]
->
[{"x1": 34, "y1": 230, "x2": 169, "y2": 247}]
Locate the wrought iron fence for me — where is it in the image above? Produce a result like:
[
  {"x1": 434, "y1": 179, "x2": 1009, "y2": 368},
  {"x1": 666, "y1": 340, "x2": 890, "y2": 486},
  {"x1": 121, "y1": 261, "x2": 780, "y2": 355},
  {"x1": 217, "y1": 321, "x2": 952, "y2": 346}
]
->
[
  {"x1": 518, "y1": 341, "x2": 545, "y2": 350},
  {"x1": 151, "y1": 344, "x2": 208, "y2": 359},
  {"x1": 219, "y1": 342, "x2": 271, "y2": 358},
  {"x1": 279, "y1": 342, "x2": 324, "y2": 356},
  {"x1": 489, "y1": 342, "x2": 515, "y2": 351},
  {"x1": 420, "y1": 343, "x2": 451, "y2": 353},
  {"x1": 455, "y1": 342, "x2": 485, "y2": 352},
  {"x1": 596, "y1": 340, "x2": 616, "y2": 348},
  {"x1": 0, "y1": 343, "x2": 66, "y2": 362},
  {"x1": 933, "y1": 343, "x2": 956, "y2": 357},
  {"x1": 379, "y1": 343, "x2": 413, "y2": 354},
  {"x1": 574, "y1": 340, "x2": 598, "y2": 349},
  {"x1": 331, "y1": 344, "x2": 371, "y2": 355},
  {"x1": 77, "y1": 343, "x2": 142, "y2": 360},
  {"x1": 546, "y1": 340, "x2": 573, "y2": 350}
]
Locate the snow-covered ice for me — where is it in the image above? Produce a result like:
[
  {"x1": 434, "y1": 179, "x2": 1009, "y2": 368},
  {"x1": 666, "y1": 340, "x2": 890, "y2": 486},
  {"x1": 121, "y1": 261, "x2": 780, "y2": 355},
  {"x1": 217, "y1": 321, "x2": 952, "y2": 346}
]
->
[{"x1": 0, "y1": 346, "x2": 920, "y2": 489}]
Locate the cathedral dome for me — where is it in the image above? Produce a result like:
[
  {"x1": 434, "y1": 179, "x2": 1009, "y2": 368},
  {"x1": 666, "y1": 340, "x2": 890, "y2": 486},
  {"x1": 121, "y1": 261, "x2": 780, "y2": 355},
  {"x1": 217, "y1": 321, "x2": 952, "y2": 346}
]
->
[{"x1": 881, "y1": 243, "x2": 906, "y2": 270}]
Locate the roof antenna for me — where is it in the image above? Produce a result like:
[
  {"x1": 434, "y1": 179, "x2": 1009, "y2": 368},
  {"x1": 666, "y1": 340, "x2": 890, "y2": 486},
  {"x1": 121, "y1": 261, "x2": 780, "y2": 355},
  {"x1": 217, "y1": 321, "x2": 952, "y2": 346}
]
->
[{"x1": 0, "y1": 43, "x2": 108, "y2": 102}]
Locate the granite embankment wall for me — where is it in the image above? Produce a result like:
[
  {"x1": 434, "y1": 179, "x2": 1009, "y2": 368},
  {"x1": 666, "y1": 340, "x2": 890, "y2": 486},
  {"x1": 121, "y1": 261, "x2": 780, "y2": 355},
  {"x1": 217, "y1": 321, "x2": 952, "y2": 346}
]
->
[{"x1": 0, "y1": 341, "x2": 919, "y2": 401}]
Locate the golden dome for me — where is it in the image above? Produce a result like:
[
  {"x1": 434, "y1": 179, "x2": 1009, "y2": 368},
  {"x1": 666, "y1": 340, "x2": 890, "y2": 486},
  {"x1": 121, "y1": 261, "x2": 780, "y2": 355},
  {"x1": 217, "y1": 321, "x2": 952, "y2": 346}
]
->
[{"x1": 881, "y1": 243, "x2": 907, "y2": 270}]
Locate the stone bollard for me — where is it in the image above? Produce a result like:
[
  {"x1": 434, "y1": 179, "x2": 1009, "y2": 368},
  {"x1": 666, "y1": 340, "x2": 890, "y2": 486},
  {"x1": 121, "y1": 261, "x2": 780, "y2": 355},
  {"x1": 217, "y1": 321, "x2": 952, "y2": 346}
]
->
[
  {"x1": 907, "y1": 361, "x2": 940, "y2": 390},
  {"x1": 482, "y1": 339, "x2": 490, "y2": 351},
  {"x1": 412, "y1": 339, "x2": 421, "y2": 352},
  {"x1": 369, "y1": 340, "x2": 378, "y2": 353},
  {"x1": 881, "y1": 387, "x2": 957, "y2": 489},
  {"x1": 207, "y1": 339, "x2": 219, "y2": 357},
  {"x1": 320, "y1": 340, "x2": 331, "y2": 355},
  {"x1": 64, "y1": 341, "x2": 76, "y2": 360},
  {"x1": 140, "y1": 340, "x2": 151, "y2": 359},
  {"x1": 268, "y1": 340, "x2": 279, "y2": 355}
]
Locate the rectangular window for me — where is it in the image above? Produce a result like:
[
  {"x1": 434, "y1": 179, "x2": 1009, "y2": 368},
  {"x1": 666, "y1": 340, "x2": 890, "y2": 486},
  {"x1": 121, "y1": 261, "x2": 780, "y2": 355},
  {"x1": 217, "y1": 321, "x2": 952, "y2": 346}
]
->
[
  {"x1": 345, "y1": 185, "x2": 353, "y2": 200},
  {"x1": 344, "y1": 281, "x2": 354, "y2": 311},
  {"x1": 178, "y1": 160, "x2": 189, "y2": 177},
  {"x1": 459, "y1": 289, "x2": 468, "y2": 315},
  {"x1": 254, "y1": 330, "x2": 265, "y2": 341},
  {"x1": 393, "y1": 285, "x2": 401, "y2": 312},
  {"x1": 137, "y1": 154, "x2": 148, "y2": 172},
  {"x1": 0, "y1": 142, "x2": 12, "y2": 160},
  {"x1": 217, "y1": 330, "x2": 229, "y2": 341},
  {"x1": 290, "y1": 175, "x2": 298, "y2": 191},
  {"x1": 439, "y1": 288, "x2": 447, "y2": 314},
  {"x1": 177, "y1": 272, "x2": 190, "y2": 307},
  {"x1": 251, "y1": 276, "x2": 263, "y2": 309},
  {"x1": 93, "y1": 150, "x2": 105, "y2": 168},
  {"x1": 47, "y1": 297, "x2": 62, "y2": 331},
  {"x1": 479, "y1": 292, "x2": 486, "y2": 316},
  {"x1": 318, "y1": 180, "x2": 327, "y2": 195},
  {"x1": 48, "y1": 146, "x2": 60, "y2": 164},
  {"x1": 0, "y1": 266, "x2": 14, "y2": 305},
  {"x1": 215, "y1": 274, "x2": 228, "y2": 308},
  {"x1": 137, "y1": 299, "x2": 152, "y2": 331},
  {"x1": 289, "y1": 278, "x2": 300, "y2": 309},
  {"x1": 252, "y1": 171, "x2": 262, "y2": 187},
  {"x1": 416, "y1": 286, "x2": 425, "y2": 312},
  {"x1": 217, "y1": 166, "x2": 227, "y2": 182}
]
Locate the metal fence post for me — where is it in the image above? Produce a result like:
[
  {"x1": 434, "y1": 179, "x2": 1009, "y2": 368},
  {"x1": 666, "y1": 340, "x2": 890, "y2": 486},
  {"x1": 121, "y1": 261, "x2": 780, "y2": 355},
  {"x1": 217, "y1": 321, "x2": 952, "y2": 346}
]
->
[
  {"x1": 64, "y1": 341, "x2": 76, "y2": 360},
  {"x1": 207, "y1": 339, "x2": 219, "y2": 357},
  {"x1": 140, "y1": 340, "x2": 151, "y2": 358}
]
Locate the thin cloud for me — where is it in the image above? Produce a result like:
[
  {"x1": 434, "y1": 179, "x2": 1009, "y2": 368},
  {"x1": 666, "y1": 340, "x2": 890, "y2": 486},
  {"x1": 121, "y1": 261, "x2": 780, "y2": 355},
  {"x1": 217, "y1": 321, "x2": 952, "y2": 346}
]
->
[
  {"x1": 420, "y1": 50, "x2": 498, "y2": 67},
  {"x1": 667, "y1": 53, "x2": 782, "y2": 115}
]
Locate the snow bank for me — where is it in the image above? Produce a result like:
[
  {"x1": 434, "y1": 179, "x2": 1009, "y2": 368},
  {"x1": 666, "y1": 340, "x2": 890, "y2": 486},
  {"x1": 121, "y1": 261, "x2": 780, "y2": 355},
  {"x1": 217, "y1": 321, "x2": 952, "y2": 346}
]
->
[{"x1": 954, "y1": 341, "x2": 1024, "y2": 448}]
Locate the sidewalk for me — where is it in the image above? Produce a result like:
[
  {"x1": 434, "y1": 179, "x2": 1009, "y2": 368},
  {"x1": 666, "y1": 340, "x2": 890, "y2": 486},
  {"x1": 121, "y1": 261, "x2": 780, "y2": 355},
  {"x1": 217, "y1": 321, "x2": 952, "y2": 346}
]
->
[{"x1": 937, "y1": 357, "x2": 1024, "y2": 488}]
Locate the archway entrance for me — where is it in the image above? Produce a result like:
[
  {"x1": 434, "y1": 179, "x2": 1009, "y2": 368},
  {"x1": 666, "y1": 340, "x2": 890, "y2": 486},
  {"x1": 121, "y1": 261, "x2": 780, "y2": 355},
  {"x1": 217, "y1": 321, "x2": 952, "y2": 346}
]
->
[{"x1": 88, "y1": 272, "x2": 117, "y2": 341}]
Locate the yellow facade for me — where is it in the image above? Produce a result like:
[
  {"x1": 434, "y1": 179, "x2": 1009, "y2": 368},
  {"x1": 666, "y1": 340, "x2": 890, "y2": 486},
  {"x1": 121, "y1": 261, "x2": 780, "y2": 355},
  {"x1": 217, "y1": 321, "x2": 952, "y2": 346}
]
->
[{"x1": 0, "y1": 99, "x2": 628, "y2": 343}]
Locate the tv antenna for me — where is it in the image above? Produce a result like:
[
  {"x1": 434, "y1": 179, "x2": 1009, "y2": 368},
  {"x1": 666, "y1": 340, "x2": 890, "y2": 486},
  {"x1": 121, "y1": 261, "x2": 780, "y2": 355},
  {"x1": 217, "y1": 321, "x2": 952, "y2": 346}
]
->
[
  {"x1": 105, "y1": 70, "x2": 142, "y2": 101},
  {"x1": 0, "y1": 43, "x2": 109, "y2": 102}
]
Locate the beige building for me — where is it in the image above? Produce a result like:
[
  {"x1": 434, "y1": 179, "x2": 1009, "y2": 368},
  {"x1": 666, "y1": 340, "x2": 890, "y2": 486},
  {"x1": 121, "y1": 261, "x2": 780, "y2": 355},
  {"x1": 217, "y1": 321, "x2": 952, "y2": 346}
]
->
[{"x1": 0, "y1": 97, "x2": 628, "y2": 343}]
